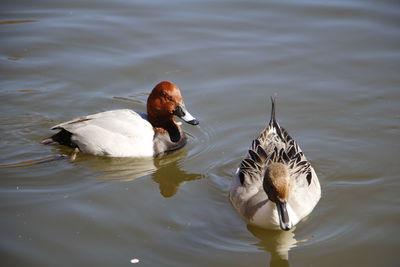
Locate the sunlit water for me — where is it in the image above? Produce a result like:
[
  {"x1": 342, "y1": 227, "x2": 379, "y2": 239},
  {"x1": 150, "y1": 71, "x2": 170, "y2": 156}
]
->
[{"x1": 1, "y1": 0, "x2": 399, "y2": 266}]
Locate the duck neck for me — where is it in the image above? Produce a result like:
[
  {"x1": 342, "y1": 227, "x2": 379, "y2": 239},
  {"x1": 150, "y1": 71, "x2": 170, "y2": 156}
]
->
[{"x1": 148, "y1": 115, "x2": 182, "y2": 143}]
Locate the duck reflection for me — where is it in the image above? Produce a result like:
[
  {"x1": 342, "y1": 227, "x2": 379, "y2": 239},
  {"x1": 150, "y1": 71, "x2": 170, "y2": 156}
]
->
[
  {"x1": 247, "y1": 225, "x2": 298, "y2": 267},
  {"x1": 152, "y1": 150, "x2": 201, "y2": 197},
  {"x1": 75, "y1": 148, "x2": 200, "y2": 198}
]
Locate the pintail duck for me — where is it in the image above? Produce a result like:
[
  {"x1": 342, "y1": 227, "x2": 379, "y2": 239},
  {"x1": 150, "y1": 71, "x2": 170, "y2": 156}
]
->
[
  {"x1": 230, "y1": 98, "x2": 321, "y2": 230},
  {"x1": 42, "y1": 81, "x2": 199, "y2": 157}
]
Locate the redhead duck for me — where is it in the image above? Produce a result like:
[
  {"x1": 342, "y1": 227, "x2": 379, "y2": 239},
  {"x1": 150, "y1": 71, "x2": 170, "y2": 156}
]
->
[
  {"x1": 230, "y1": 98, "x2": 321, "y2": 230},
  {"x1": 42, "y1": 81, "x2": 199, "y2": 157}
]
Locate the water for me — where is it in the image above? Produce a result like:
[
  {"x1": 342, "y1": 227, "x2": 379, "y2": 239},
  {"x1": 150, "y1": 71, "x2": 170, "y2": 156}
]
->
[{"x1": 1, "y1": 0, "x2": 399, "y2": 266}]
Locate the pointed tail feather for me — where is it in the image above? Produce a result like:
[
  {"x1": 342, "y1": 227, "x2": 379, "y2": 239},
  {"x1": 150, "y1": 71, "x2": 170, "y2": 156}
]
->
[
  {"x1": 268, "y1": 96, "x2": 284, "y2": 139},
  {"x1": 269, "y1": 96, "x2": 278, "y2": 127}
]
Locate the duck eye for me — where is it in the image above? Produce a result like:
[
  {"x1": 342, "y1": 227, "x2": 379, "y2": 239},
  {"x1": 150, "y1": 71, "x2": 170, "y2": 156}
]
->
[{"x1": 161, "y1": 93, "x2": 174, "y2": 103}]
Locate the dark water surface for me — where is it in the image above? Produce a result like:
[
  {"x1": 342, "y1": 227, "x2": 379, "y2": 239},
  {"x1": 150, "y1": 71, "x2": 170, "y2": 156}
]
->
[{"x1": 1, "y1": 0, "x2": 399, "y2": 266}]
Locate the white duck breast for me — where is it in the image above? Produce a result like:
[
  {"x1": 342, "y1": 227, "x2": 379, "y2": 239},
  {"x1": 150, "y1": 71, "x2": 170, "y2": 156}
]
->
[
  {"x1": 230, "y1": 98, "x2": 321, "y2": 230},
  {"x1": 51, "y1": 109, "x2": 155, "y2": 157}
]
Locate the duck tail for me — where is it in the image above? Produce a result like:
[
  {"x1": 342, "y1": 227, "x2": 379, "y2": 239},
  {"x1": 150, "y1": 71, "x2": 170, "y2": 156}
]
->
[{"x1": 269, "y1": 96, "x2": 278, "y2": 128}]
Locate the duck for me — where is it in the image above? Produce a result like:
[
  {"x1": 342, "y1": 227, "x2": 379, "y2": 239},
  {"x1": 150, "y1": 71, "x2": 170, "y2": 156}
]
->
[
  {"x1": 229, "y1": 97, "x2": 321, "y2": 231},
  {"x1": 42, "y1": 81, "x2": 199, "y2": 158}
]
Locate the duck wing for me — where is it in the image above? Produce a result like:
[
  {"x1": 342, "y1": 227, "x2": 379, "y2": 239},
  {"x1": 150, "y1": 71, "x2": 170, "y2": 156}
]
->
[{"x1": 48, "y1": 109, "x2": 155, "y2": 157}]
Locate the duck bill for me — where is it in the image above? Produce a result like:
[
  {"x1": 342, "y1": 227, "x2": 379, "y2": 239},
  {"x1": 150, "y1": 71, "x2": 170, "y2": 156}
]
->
[
  {"x1": 174, "y1": 103, "x2": 199, "y2": 125},
  {"x1": 276, "y1": 200, "x2": 292, "y2": 231}
]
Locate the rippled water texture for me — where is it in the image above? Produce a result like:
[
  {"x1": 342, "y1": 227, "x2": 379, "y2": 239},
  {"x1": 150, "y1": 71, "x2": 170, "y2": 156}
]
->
[{"x1": 1, "y1": 0, "x2": 399, "y2": 266}]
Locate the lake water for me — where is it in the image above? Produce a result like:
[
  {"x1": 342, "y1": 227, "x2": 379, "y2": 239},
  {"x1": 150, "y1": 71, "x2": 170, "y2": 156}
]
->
[{"x1": 1, "y1": 0, "x2": 399, "y2": 266}]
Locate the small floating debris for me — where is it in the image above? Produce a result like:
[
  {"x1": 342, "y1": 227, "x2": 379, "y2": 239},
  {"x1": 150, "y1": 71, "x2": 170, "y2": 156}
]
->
[
  {"x1": 113, "y1": 96, "x2": 142, "y2": 104},
  {"x1": 0, "y1": 20, "x2": 39, "y2": 25},
  {"x1": 16, "y1": 89, "x2": 41, "y2": 93},
  {"x1": 0, "y1": 155, "x2": 66, "y2": 168},
  {"x1": 7, "y1": 56, "x2": 21, "y2": 61},
  {"x1": 130, "y1": 258, "x2": 139, "y2": 264}
]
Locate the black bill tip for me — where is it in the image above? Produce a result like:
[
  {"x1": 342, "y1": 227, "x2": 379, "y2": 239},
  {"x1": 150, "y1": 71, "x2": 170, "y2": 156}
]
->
[
  {"x1": 187, "y1": 119, "x2": 199, "y2": 125},
  {"x1": 276, "y1": 200, "x2": 293, "y2": 231}
]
